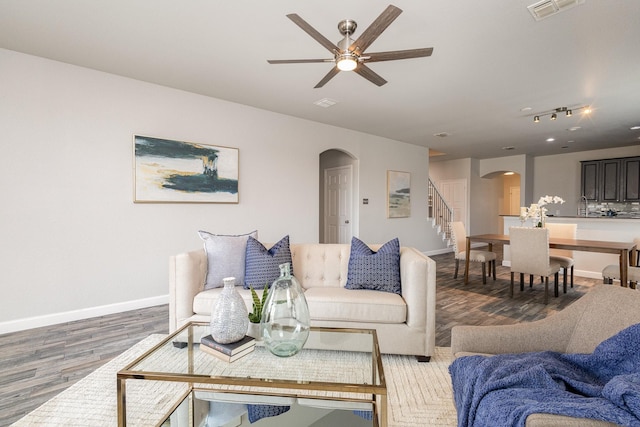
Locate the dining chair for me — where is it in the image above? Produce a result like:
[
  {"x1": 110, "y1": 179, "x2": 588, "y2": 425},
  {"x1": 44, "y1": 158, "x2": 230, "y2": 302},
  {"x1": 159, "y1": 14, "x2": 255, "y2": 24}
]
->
[
  {"x1": 545, "y1": 223, "x2": 577, "y2": 292},
  {"x1": 450, "y1": 221, "x2": 496, "y2": 284},
  {"x1": 509, "y1": 227, "x2": 561, "y2": 304},
  {"x1": 602, "y1": 237, "x2": 640, "y2": 288}
]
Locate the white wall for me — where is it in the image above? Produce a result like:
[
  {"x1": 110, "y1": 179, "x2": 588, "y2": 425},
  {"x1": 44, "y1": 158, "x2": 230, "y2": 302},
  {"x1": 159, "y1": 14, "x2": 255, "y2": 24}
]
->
[{"x1": 0, "y1": 49, "x2": 430, "y2": 331}]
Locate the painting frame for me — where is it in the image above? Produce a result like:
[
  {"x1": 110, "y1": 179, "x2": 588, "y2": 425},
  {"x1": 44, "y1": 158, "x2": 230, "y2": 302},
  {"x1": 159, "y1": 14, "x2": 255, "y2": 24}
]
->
[
  {"x1": 133, "y1": 135, "x2": 239, "y2": 203},
  {"x1": 387, "y1": 170, "x2": 411, "y2": 218}
]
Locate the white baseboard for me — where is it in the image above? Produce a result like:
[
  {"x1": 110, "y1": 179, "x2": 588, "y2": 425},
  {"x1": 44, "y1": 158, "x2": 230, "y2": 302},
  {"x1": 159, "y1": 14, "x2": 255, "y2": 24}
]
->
[{"x1": 0, "y1": 295, "x2": 169, "y2": 335}]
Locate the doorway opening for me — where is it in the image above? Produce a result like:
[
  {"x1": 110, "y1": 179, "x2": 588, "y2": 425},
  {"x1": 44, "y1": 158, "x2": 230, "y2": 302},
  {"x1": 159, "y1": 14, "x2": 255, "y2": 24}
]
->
[{"x1": 319, "y1": 149, "x2": 358, "y2": 243}]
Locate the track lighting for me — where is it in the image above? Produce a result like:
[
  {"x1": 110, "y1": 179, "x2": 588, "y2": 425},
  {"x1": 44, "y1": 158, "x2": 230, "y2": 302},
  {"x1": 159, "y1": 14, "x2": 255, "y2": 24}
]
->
[{"x1": 532, "y1": 105, "x2": 589, "y2": 123}]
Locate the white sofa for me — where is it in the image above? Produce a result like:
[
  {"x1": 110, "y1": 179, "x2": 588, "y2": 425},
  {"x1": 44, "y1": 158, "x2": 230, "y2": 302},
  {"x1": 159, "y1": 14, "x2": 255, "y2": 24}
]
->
[{"x1": 169, "y1": 243, "x2": 436, "y2": 360}]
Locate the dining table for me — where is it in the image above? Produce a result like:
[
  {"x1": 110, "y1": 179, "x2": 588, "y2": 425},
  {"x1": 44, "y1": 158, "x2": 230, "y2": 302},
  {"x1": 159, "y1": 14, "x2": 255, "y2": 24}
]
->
[{"x1": 464, "y1": 233, "x2": 638, "y2": 286}]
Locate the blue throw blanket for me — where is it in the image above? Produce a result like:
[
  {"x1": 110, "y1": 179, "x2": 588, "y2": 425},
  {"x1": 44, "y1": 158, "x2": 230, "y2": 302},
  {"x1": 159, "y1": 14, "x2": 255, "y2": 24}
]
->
[{"x1": 449, "y1": 323, "x2": 640, "y2": 427}]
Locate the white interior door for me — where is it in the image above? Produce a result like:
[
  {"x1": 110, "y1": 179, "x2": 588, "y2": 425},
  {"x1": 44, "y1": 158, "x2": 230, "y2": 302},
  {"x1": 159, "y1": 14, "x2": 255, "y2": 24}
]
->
[
  {"x1": 439, "y1": 179, "x2": 467, "y2": 227},
  {"x1": 324, "y1": 166, "x2": 352, "y2": 244}
]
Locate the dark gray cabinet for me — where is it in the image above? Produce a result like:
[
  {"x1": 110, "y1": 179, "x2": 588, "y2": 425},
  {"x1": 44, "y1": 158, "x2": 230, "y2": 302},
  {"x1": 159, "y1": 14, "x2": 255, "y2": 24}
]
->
[
  {"x1": 581, "y1": 161, "x2": 599, "y2": 200},
  {"x1": 622, "y1": 157, "x2": 640, "y2": 201},
  {"x1": 581, "y1": 156, "x2": 640, "y2": 202}
]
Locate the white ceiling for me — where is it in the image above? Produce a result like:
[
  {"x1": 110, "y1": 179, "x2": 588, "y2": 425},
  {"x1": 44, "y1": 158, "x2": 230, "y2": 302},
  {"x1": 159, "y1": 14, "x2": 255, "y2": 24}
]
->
[{"x1": 1, "y1": 0, "x2": 639, "y2": 161}]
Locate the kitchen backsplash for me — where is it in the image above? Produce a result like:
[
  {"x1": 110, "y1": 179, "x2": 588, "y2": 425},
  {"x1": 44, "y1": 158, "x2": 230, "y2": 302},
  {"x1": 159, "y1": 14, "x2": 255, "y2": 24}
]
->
[{"x1": 585, "y1": 201, "x2": 640, "y2": 217}]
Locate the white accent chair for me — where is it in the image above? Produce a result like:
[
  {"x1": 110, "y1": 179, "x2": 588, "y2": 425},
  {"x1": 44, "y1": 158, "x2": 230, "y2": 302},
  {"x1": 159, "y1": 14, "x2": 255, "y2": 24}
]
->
[
  {"x1": 602, "y1": 237, "x2": 640, "y2": 288},
  {"x1": 509, "y1": 227, "x2": 561, "y2": 304},
  {"x1": 545, "y1": 223, "x2": 577, "y2": 292},
  {"x1": 450, "y1": 221, "x2": 496, "y2": 284}
]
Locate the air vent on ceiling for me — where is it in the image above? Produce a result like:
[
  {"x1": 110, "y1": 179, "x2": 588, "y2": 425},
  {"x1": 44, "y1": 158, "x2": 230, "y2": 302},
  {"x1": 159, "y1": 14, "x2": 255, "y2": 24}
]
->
[{"x1": 527, "y1": 0, "x2": 585, "y2": 21}]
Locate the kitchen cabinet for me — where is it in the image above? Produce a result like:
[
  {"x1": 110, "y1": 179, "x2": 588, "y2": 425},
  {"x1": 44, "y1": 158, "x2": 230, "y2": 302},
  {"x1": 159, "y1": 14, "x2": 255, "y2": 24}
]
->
[
  {"x1": 581, "y1": 156, "x2": 640, "y2": 202},
  {"x1": 581, "y1": 161, "x2": 599, "y2": 200},
  {"x1": 622, "y1": 157, "x2": 640, "y2": 201}
]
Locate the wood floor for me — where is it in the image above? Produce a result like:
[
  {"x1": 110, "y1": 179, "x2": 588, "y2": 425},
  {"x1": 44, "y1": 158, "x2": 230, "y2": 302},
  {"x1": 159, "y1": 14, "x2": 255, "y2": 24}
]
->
[{"x1": 0, "y1": 248, "x2": 606, "y2": 426}]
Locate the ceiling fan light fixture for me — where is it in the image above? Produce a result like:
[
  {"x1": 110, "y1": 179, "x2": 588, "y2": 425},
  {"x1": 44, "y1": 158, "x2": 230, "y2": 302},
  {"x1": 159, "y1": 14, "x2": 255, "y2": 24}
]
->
[{"x1": 336, "y1": 54, "x2": 357, "y2": 71}]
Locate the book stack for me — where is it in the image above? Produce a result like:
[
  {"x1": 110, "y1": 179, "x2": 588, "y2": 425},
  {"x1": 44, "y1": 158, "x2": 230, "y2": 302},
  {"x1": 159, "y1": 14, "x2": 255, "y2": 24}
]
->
[{"x1": 200, "y1": 334, "x2": 255, "y2": 362}]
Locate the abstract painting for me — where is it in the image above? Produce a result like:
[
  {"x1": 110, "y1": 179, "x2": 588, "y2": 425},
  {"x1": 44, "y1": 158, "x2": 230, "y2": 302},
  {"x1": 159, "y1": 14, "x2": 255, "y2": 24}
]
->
[
  {"x1": 387, "y1": 170, "x2": 411, "y2": 218},
  {"x1": 134, "y1": 135, "x2": 239, "y2": 203}
]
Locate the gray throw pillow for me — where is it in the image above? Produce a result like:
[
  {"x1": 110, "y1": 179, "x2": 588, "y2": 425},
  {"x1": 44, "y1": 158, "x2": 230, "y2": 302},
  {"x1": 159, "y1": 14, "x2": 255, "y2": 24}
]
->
[{"x1": 198, "y1": 230, "x2": 257, "y2": 290}]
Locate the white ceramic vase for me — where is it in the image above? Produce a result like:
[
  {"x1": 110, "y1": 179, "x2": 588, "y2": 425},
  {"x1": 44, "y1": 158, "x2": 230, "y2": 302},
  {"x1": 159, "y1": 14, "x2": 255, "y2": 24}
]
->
[{"x1": 209, "y1": 277, "x2": 249, "y2": 344}]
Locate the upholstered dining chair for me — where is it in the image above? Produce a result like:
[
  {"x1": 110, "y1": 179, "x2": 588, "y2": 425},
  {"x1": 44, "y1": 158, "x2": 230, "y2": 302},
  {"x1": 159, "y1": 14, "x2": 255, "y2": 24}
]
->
[
  {"x1": 450, "y1": 221, "x2": 496, "y2": 284},
  {"x1": 545, "y1": 223, "x2": 577, "y2": 292},
  {"x1": 509, "y1": 227, "x2": 561, "y2": 304},
  {"x1": 602, "y1": 237, "x2": 640, "y2": 288}
]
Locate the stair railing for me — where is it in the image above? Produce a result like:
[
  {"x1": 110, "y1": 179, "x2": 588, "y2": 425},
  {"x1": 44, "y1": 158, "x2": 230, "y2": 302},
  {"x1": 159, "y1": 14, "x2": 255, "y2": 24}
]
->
[{"x1": 428, "y1": 178, "x2": 454, "y2": 240}]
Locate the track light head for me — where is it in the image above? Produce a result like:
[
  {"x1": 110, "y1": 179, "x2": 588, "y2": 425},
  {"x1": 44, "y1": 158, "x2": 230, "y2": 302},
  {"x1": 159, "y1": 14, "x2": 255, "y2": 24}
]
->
[
  {"x1": 534, "y1": 116, "x2": 540, "y2": 123},
  {"x1": 550, "y1": 113, "x2": 557, "y2": 120},
  {"x1": 566, "y1": 109, "x2": 572, "y2": 117}
]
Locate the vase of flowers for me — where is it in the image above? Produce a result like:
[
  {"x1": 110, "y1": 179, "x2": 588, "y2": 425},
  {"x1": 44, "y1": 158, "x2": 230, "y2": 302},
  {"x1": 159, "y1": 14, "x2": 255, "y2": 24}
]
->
[{"x1": 523, "y1": 195, "x2": 565, "y2": 227}]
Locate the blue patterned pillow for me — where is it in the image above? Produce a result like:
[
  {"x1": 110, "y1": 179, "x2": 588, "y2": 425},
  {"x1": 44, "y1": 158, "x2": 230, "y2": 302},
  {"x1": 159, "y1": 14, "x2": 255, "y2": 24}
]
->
[
  {"x1": 247, "y1": 404, "x2": 290, "y2": 423},
  {"x1": 244, "y1": 235, "x2": 292, "y2": 289},
  {"x1": 345, "y1": 237, "x2": 401, "y2": 294}
]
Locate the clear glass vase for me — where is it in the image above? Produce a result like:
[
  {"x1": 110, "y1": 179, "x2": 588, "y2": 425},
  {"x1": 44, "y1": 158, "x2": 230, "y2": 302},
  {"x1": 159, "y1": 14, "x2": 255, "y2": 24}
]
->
[
  {"x1": 261, "y1": 263, "x2": 310, "y2": 357},
  {"x1": 209, "y1": 277, "x2": 249, "y2": 344}
]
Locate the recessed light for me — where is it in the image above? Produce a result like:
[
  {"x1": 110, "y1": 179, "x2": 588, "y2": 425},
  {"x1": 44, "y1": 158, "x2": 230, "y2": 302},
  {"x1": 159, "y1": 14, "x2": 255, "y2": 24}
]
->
[
  {"x1": 561, "y1": 145, "x2": 569, "y2": 149},
  {"x1": 504, "y1": 172, "x2": 515, "y2": 175},
  {"x1": 568, "y1": 126, "x2": 581, "y2": 131},
  {"x1": 630, "y1": 126, "x2": 640, "y2": 130},
  {"x1": 433, "y1": 132, "x2": 450, "y2": 137},
  {"x1": 520, "y1": 107, "x2": 532, "y2": 112},
  {"x1": 502, "y1": 146, "x2": 515, "y2": 150},
  {"x1": 546, "y1": 138, "x2": 555, "y2": 142},
  {"x1": 567, "y1": 140, "x2": 575, "y2": 143}
]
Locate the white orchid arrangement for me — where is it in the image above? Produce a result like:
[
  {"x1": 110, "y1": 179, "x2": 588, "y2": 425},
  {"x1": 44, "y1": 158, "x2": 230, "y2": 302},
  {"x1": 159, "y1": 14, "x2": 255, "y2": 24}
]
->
[{"x1": 520, "y1": 195, "x2": 565, "y2": 226}]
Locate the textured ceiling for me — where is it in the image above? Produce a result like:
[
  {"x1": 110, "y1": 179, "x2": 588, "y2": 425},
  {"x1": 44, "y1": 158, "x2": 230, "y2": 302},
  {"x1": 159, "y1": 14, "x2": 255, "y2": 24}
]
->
[{"x1": 1, "y1": 0, "x2": 639, "y2": 161}]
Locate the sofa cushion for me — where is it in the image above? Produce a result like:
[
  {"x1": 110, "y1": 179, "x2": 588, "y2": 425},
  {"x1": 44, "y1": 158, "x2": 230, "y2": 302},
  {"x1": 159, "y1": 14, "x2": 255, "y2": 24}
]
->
[
  {"x1": 198, "y1": 230, "x2": 257, "y2": 290},
  {"x1": 304, "y1": 287, "x2": 406, "y2": 324},
  {"x1": 244, "y1": 235, "x2": 292, "y2": 289},
  {"x1": 345, "y1": 237, "x2": 401, "y2": 294}
]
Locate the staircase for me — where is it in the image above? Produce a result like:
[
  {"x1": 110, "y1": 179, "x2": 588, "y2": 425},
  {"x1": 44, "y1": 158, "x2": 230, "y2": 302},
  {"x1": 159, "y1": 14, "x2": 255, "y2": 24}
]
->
[{"x1": 428, "y1": 178, "x2": 454, "y2": 244}]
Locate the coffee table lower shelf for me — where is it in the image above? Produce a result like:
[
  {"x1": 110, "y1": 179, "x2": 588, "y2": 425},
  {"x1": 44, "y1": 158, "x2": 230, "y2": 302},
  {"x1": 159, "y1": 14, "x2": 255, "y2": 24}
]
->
[{"x1": 117, "y1": 322, "x2": 387, "y2": 427}]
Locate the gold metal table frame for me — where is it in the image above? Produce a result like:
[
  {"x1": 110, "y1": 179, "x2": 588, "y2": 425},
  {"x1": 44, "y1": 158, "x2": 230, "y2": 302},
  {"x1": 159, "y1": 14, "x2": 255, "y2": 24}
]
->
[{"x1": 117, "y1": 322, "x2": 387, "y2": 427}]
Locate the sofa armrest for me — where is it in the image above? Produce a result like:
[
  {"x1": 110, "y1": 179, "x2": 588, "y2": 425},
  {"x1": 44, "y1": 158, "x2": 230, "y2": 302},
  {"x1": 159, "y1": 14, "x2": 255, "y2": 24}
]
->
[
  {"x1": 399, "y1": 248, "x2": 436, "y2": 337},
  {"x1": 450, "y1": 311, "x2": 578, "y2": 358},
  {"x1": 169, "y1": 249, "x2": 207, "y2": 332}
]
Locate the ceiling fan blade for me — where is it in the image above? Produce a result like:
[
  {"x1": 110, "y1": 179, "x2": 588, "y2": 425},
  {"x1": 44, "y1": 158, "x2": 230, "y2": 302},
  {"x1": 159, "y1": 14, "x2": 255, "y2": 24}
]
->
[
  {"x1": 314, "y1": 67, "x2": 341, "y2": 88},
  {"x1": 268, "y1": 58, "x2": 333, "y2": 64},
  {"x1": 354, "y1": 63, "x2": 387, "y2": 87},
  {"x1": 366, "y1": 47, "x2": 434, "y2": 62},
  {"x1": 349, "y1": 5, "x2": 402, "y2": 56},
  {"x1": 286, "y1": 13, "x2": 340, "y2": 54}
]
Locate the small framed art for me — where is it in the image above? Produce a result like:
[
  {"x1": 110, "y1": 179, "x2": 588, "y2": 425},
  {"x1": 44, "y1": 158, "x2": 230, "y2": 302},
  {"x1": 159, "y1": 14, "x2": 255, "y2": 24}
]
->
[
  {"x1": 387, "y1": 170, "x2": 411, "y2": 218},
  {"x1": 133, "y1": 135, "x2": 239, "y2": 203}
]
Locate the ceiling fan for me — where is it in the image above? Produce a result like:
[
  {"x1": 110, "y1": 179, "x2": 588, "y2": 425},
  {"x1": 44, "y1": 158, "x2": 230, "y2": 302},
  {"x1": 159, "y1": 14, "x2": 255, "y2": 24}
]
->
[{"x1": 267, "y1": 4, "x2": 434, "y2": 88}]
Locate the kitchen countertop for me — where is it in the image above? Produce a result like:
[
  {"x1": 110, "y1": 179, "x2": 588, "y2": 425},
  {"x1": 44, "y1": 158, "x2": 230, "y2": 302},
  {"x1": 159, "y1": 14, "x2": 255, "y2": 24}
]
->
[{"x1": 501, "y1": 215, "x2": 640, "y2": 220}]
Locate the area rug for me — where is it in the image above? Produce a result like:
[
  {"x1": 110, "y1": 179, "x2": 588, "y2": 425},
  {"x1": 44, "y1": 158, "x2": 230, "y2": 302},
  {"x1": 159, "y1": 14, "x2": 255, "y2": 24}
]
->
[{"x1": 12, "y1": 335, "x2": 457, "y2": 427}]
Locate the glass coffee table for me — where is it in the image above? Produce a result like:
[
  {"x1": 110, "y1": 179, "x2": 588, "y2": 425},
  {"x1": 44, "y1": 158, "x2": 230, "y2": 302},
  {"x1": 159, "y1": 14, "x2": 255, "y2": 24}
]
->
[{"x1": 117, "y1": 322, "x2": 387, "y2": 426}]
